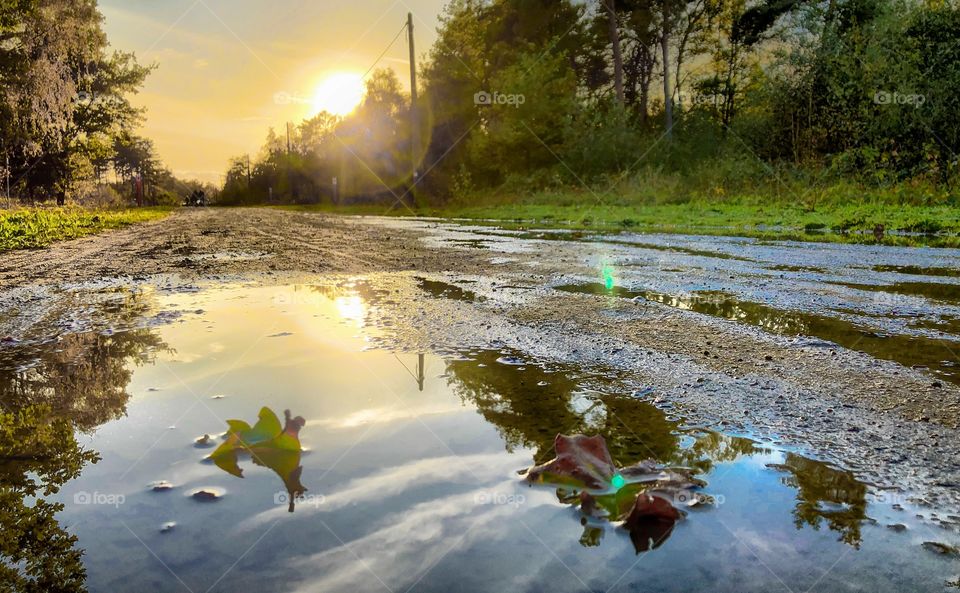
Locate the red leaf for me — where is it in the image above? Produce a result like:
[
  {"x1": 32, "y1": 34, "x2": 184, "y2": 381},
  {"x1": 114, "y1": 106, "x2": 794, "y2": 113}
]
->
[{"x1": 526, "y1": 434, "x2": 617, "y2": 490}]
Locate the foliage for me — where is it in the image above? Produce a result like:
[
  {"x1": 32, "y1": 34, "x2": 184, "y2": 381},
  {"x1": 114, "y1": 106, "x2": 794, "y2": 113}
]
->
[
  {"x1": 0, "y1": 206, "x2": 170, "y2": 251},
  {"x1": 0, "y1": 0, "x2": 203, "y2": 206},
  {"x1": 226, "y1": 0, "x2": 960, "y2": 215},
  {"x1": 0, "y1": 405, "x2": 100, "y2": 592}
]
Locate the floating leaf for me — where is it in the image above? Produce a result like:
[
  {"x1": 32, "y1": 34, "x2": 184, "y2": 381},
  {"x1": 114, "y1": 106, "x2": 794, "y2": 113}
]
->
[
  {"x1": 209, "y1": 407, "x2": 307, "y2": 512},
  {"x1": 525, "y1": 434, "x2": 617, "y2": 490}
]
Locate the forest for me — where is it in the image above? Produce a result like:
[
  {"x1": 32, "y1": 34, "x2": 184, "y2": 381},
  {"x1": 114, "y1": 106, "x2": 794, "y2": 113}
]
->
[
  {"x1": 218, "y1": 0, "x2": 960, "y2": 221},
  {"x1": 0, "y1": 0, "x2": 213, "y2": 207}
]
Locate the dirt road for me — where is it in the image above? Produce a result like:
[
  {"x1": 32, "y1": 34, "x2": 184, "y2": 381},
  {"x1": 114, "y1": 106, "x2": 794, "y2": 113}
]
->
[{"x1": 2, "y1": 207, "x2": 959, "y2": 507}]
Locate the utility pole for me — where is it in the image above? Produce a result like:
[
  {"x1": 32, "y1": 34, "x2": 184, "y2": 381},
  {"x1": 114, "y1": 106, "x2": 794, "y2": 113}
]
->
[
  {"x1": 286, "y1": 122, "x2": 292, "y2": 201},
  {"x1": 4, "y1": 151, "x2": 10, "y2": 208},
  {"x1": 246, "y1": 155, "x2": 251, "y2": 187},
  {"x1": 407, "y1": 12, "x2": 420, "y2": 192}
]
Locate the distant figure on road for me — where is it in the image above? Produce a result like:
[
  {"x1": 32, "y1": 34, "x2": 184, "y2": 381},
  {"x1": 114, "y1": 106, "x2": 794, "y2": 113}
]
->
[{"x1": 186, "y1": 190, "x2": 207, "y2": 207}]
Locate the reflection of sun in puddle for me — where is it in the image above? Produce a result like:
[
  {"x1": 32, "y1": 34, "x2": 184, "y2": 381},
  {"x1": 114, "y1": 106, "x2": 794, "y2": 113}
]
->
[{"x1": 334, "y1": 295, "x2": 365, "y2": 326}]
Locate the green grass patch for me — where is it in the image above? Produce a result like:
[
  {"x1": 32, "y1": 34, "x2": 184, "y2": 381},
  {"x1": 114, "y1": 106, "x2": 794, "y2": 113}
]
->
[
  {"x1": 278, "y1": 183, "x2": 960, "y2": 247},
  {"x1": 0, "y1": 207, "x2": 172, "y2": 252}
]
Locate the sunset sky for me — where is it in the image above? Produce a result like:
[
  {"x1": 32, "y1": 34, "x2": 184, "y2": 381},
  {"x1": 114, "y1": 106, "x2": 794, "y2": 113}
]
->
[{"x1": 99, "y1": 0, "x2": 446, "y2": 184}]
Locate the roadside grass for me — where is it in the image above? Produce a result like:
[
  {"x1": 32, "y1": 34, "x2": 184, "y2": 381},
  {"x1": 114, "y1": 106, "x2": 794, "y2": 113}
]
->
[
  {"x1": 0, "y1": 207, "x2": 172, "y2": 252},
  {"x1": 278, "y1": 182, "x2": 960, "y2": 247}
]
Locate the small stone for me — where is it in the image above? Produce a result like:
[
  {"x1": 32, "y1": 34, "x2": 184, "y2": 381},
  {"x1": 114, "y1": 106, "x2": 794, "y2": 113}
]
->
[
  {"x1": 194, "y1": 434, "x2": 214, "y2": 448},
  {"x1": 190, "y1": 489, "x2": 223, "y2": 502},
  {"x1": 922, "y1": 542, "x2": 959, "y2": 556},
  {"x1": 151, "y1": 481, "x2": 174, "y2": 492},
  {"x1": 887, "y1": 524, "x2": 907, "y2": 532}
]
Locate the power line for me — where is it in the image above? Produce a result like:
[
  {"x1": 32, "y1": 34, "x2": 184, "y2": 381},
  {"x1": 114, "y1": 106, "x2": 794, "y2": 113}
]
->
[{"x1": 362, "y1": 21, "x2": 408, "y2": 80}]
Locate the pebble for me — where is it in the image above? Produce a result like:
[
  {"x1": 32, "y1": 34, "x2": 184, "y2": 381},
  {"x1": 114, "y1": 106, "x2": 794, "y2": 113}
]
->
[
  {"x1": 190, "y1": 489, "x2": 223, "y2": 502},
  {"x1": 194, "y1": 434, "x2": 215, "y2": 448},
  {"x1": 922, "y1": 542, "x2": 959, "y2": 556}
]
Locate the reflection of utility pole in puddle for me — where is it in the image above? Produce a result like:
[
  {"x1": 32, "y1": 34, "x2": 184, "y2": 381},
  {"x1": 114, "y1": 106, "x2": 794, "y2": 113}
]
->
[
  {"x1": 417, "y1": 353, "x2": 425, "y2": 392},
  {"x1": 395, "y1": 353, "x2": 426, "y2": 392}
]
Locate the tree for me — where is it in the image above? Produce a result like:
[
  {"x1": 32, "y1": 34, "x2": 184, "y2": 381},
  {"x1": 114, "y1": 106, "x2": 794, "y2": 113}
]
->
[
  {"x1": 0, "y1": 0, "x2": 152, "y2": 203},
  {"x1": 605, "y1": 0, "x2": 626, "y2": 104}
]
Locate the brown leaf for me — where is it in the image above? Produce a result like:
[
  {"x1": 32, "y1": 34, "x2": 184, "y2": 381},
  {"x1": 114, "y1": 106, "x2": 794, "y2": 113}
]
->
[
  {"x1": 526, "y1": 434, "x2": 616, "y2": 489},
  {"x1": 624, "y1": 492, "x2": 682, "y2": 553}
]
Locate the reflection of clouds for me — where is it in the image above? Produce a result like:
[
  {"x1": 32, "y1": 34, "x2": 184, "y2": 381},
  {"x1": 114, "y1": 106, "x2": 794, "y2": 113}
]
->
[
  {"x1": 237, "y1": 453, "x2": 526, "y2": 531},
  {"x1": 729, "y1": 526, "x2": 805, "y2": 560},
  {"x1": 288, "y1": 489, "x2": 513, "y2": 593},
  {"x1": 309, "y1": 404, "x2": 466, "y2": 429}
]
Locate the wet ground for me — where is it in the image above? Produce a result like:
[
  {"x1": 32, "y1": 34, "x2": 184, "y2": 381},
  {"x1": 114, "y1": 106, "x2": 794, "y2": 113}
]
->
[{"x1": 1, "y1": 209, "x2": 959, "y2": 592}]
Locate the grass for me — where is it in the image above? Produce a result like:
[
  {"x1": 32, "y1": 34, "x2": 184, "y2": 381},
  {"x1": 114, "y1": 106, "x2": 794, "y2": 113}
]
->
[
  {"x1": 278, "y1": 181, "x2": 960, "y2": 247},
  {"x1": 0, "y1": 207, "x2": 172, "y2": 252}
]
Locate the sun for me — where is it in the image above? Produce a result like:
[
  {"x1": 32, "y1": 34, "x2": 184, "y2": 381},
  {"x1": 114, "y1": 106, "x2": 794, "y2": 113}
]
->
[{"x1": 312, "y1": 72, "x2": 365, "y2": 117}]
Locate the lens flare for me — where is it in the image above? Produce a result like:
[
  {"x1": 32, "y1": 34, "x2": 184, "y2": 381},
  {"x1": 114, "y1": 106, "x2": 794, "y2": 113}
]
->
[
  {"x1": 601, "y1": 265, "x2": 616, "y2": 291},
  {"x1": 611, "y1": 473, "x2": 625, "y2": 490}
]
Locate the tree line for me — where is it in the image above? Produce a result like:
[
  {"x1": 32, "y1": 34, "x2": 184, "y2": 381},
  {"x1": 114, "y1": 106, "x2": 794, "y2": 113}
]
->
[
  {"x1": 0, "y1": 0, "x2": 211, "y2": 207},
  {"x1": 223, "y1": 0, "x2": 960, "y2": 207}
]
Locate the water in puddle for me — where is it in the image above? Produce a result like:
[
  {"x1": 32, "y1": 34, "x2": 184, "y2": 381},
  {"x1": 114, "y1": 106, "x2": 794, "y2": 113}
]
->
[
  {"x1": 873, "y1": 265, "x2": 960, "y2": 278},
  {"x1": 1, "y1": 282, "x2": 958, "y2": 593},
  {"x1": 556, "y1": 283, "x2": 960, "y2": 386},
  {"x1": 834, "y1": 280, "x2": 960, "y2": 306}
]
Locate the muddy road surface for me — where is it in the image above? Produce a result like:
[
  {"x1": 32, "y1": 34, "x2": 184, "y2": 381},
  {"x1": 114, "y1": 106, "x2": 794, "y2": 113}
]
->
[{"x1": 2, "y1": 207, "x2": 959, "y2": 592}]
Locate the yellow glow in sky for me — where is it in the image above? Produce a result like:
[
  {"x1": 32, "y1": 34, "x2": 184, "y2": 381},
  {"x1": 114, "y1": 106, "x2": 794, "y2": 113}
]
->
[
  {"x1": 97, "y1": 1, "x2": 444, "y2": 184},
  {"x1": 313, "y1": 72, "x2": 365, "y2": 117}
]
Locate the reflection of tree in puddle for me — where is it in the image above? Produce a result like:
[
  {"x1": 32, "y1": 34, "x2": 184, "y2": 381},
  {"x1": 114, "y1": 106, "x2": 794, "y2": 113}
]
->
[
  {"x1": 0, "y1": 291, "x2": 172, "y2": 590},
  {"x1": 450, "y1": 349, "x2": 872, "y2": 551},
  {"x1": 445, "y1": 351, "x2": 757, "y2": 471},
  {"x1": 769, "y1": 454, "x2": 868, "y2": 547},
  {"x1": 0, "y1": 405, "x2": 100, "y2": 592},
  {"x1": 0, "y1": 329, "x2": 167, "y2": 430},
  {"x1": 444, "y1": 351, "x2": 762, "y2": 552}
]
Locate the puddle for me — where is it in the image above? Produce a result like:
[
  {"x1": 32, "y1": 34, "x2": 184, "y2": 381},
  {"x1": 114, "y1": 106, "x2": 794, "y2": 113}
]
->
[
  {"x1": 475, "y1": 228, "x2": 756, "y2": 262},
  {"x1": 416, "y1": 277, "x2": 483, "y2": 302},
  {"x1": 557, "y1": 283, "x2": 960, "y2": 386},
  {"x1": 834, "y1": 280, "x2": 960, "y2": 306},
  {"x1": 768, "y1": 264, "x2": 827, "y2": 273},
  {"x1": 1, "y1": 281, "x2": 958, "y2": 592},
  {"x1": 873, "y1": 265, "x2": 960, "y2": 278}
]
